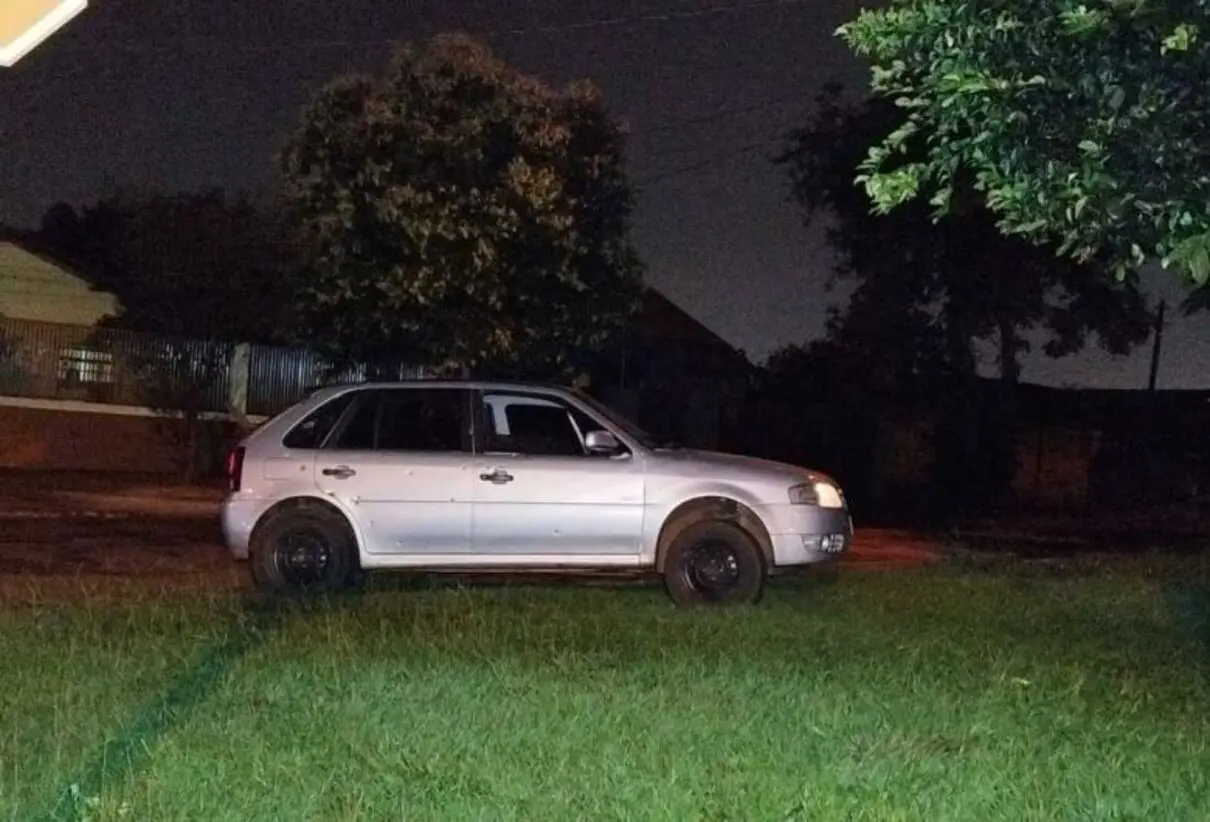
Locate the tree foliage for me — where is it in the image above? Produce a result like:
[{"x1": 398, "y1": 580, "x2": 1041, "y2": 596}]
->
[
  {"x1": 128, "y1": 339, "x2": 233, "y2": 484},
  {"x1": 838, "y1": 0, "x2": 1210, "y2": 283},
  {"x1": 36, "y1": 190, "x2": 299, "y2": 343},
  {"x1": 778, "y1": 85, "x2": 1155, "y2": 394},
  {"x1": 279, "y1": 32, "x2": 643, "y2": 378}
]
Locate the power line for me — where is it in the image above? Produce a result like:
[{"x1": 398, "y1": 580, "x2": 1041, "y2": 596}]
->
[
  {"x1": 9, "y1": 49, "x2": 813, "y2": 144},
  {"x1": 491, "y1": 0, "x2": 814, "y2": 38},
  {"x1": 157, "y1": 131, "x2": 788, "y2": 189},
  {"x1": 5, "y1": 3, "x2": 813, "y2": 210},
  {"x1": 7, "y1": 0, "x2": 820, "y2": 142},
  {"x1": 15, "y1": 49, "x2": 811, "y2": 106},
  {"x1": 635, "y1": 138, "x2": 782, "y2": 187},
  {"x1": 77, "y1": 0, "x2": 816, "y2": 55},
  {"x1": 1, "y1": 138, "x2": 787, "y2": 303},
  {"x1": 6, "y1": 132, "x2": 789, "y2": 220},
  {"x1": 632, "y1": 91, "x2": 813, "y2": 139},
  {"x1": 8, "y1": 83, "x2": 810, "y2": 175}
]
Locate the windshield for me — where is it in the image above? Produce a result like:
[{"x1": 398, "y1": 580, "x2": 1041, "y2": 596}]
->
[{"x1": 569, "y1": 388, "x2": 660, "y2": 450}]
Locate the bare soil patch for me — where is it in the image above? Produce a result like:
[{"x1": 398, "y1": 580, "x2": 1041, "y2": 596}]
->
[
  {"x1": 0, "y1": 514, "x2": 243, "y2": 604},
  {"x1": 0, "y1": 471, "x2": 940, "y2": 603}
]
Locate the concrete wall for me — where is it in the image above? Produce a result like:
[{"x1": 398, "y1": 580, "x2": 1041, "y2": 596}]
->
[{"x1": 0, "y1": 402, "x2": 237, "y2": 475}]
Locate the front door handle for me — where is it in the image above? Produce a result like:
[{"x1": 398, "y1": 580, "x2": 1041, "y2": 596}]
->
[
  {"x1": 322, "y1": 465, "x2": 356, "y2": 479},
  {"x1": 478, "y1": 469, "x2": 514, "y2": 484}
]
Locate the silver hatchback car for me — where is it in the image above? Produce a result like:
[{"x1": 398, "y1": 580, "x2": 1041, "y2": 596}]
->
[{"x1": 221, "y1": 380, "x2": 852, "y2": 606}]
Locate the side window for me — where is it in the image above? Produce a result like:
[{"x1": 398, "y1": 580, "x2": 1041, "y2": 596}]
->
[
  {"x1": 482, "y1": 394, "x2": 585, "y2": 457},
  {"x1": 332, "y1": 393, "x2": 378, "y2": 451},
  {"x1": 569, "y1": 407, "x2": 607, "y2": 439},
  {"x1": 282, "y1": 391, "x2": 358, "y2": 450},
  {"x1": 378, "y1": 390, "x2": 467, "y2": 452},
  {"x1": 332, "y1": 389, "x2": 468, "y2": 452}
]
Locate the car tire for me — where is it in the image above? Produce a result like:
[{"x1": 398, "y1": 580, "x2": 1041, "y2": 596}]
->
[
  {"x1": 663, "y1": 519, "x2": 766, "y2": 607},
  {"x1": 249, "y1": 500, "x2": 360, "y2": 596}
]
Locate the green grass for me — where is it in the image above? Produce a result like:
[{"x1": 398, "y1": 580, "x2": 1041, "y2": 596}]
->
[{"x1": 3, "y1": 560, "x2": 1210, "y2": 821}]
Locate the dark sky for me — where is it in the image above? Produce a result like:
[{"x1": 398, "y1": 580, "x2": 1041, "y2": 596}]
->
[{"x1": 3, "y1": 0, "x2": 1208, "y2": 387}]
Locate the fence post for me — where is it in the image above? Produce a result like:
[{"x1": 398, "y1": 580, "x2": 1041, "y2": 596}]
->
[{"x1": 229, "y1": 343, "x2": 252, "y2": 416}]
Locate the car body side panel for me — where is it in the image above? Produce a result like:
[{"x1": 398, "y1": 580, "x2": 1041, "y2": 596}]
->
[
  {"x1": 220, "y1": 490, "x2": 373, "y2": 562},
  {"x1": 220, "y1": 381, "x2": 853, "y2": 572},
  {"x1": 314, "y1": 450, "x2": 475, "y2": 555},
  {"x1": 636, "y1": 475, "x2": 775, "y2": 565},
  {"x1": 471, "y1": 453, "x2": 647, "y2": 555}
]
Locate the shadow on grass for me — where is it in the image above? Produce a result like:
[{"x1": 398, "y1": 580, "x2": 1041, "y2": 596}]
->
[
  {"x1": 29, "y1": 592, "x2": 335, "y2": 822},
  {"x1": 356, "y1": 564, "x2": 846, "y2": 600},
  {"x1": 363, "y1": 569, "x2": 661, "y2": 594},
  {"x1": 953, "y1": 551, "x2": 1210, "y2": 664},
  {"x1": 1162, "y1": 579, "x2": 1210, "y2": 662}
]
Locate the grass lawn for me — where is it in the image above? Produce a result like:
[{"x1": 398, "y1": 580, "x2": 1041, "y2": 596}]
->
[{"x1": 2, "y1": 559, "x2": 1209, "y2": 821}]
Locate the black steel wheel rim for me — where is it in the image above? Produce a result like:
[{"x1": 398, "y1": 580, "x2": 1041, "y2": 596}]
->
[
  {"x1": 683, "y1": 538, "x2": 741, "y2": 598},
  {"x1": 273, "y1": 527, "x2": 333, "y2": 587}
]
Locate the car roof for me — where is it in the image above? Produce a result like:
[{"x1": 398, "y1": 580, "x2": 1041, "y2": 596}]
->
[{"x1": 305, "y1": 379, "x2": 574, "y2": 401}]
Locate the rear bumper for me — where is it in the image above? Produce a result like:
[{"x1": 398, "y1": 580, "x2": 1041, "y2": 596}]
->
[
  {"x1": 220, "y1": 497, "x2": 266, "y2": 560},
  {"x1": 757, "y1": 504, "x2": 853, "y2": 568}
]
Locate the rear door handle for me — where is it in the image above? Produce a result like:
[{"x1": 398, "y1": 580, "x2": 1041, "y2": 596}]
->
[
  {"x1": 478, "y1": 469, "x2": 514, "y2": 484},
  {"x1": 322, "y1": 465, "x2": 356, "y2": 479}
]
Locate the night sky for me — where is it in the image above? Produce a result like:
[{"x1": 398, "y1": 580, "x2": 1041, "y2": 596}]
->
[{"x1": 3, "y1": 0, "x2": 1208, "y2": 387}]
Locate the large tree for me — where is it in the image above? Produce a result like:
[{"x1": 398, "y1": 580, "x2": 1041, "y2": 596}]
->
[
  {"x1": 838, "y1": 0, "x2": 1210, "y2": 284},
  {"x1": 36, "y1": 190, "x2": 299, "y2": 343},
  {"x1": 777, "y1": 86, "x2": 1155, "y2": 513},
  {"x1": 779, "y1": 86, "x2": 1154, "y2": 390},
  {"x1": 279, "y1": 32, "x2": 643, "y2": 378}
]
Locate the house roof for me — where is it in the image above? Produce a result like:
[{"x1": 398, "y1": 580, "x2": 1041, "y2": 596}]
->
[
  {"x1": 0, "y1": 230, "x2": 91, "y2": 281},
  {"x1": 0, "y1": 241, "x2": 121, "y2": 326},
  {"x1": 632, "y1": 287, "x2": 751, "y2": 373}
]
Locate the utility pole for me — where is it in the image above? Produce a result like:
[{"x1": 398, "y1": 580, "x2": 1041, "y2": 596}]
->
[{"x1": 1147, "y1": 299, "x2": 1166, "y2": 392}]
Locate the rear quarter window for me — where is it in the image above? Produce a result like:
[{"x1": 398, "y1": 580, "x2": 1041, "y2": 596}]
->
[{"x1": 281, "y1": 391, "x2": 359, "y2": 450}]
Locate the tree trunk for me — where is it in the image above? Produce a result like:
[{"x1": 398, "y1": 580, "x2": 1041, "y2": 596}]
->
[
  {"x1": 993, "y1": 313, "x2": 1021, "y2": 508},
  {"x1": 932, "y1": 297, "x2": 981, "y2": 521},
  {"x1": 997, "y1": 314, "x2": 1021, "y2": 385}
]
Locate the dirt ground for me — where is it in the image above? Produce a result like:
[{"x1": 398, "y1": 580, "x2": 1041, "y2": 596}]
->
[{"x1": 0, "y1": 471, "x2": 940, "y2": 603}]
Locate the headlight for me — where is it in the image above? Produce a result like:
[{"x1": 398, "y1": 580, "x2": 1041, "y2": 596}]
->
[{"x1": 788, "y1": 481, "x2": 845, "y2": 509}]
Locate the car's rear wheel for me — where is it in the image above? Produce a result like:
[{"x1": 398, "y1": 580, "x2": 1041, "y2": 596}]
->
[
  {"x1": 250, "y1": 501, "x2": 359, "y2": 595},
  {"x1": 663, "y1": 520, "x2": 766, "y2": 607}
]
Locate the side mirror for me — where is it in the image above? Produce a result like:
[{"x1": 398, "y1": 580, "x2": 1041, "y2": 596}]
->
[{"x1": 584, "y1": 429, "x2": 622, "y2": 454}]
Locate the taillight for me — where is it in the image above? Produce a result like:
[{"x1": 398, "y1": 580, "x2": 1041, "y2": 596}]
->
[{"x1": 226, "y1": 446, "x2": 246, "y2": 492}]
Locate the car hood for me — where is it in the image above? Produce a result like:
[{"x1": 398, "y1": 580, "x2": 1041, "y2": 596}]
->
[{"x1": 647, "y1": 447, "x2": 831, "y2": 484}]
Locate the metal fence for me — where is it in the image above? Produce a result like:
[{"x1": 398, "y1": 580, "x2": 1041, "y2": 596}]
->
[
  {"x1": 0, "y1": 316, "x2": 427, "y2": 417},
  {"x1": 0, "y1": 316, "x2": 234, "y2": 411},
  {"x1": 244, "y1": 346, "x2": 427, "y2": 416},
  {"x1": 244, "y1": 344, "x2": 325, "y2": 417}
]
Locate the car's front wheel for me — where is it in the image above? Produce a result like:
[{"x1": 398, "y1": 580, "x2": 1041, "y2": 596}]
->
[
  {"x1": 249, "y1": 501, "x2": 360, "y2": 595},
  {"x1": 663, "y1": 520, "x2": 766, "y2": 607}
]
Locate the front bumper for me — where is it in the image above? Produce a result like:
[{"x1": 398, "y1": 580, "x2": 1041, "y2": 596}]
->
[{"x1": 756, "y1": 503, "x2": 853, "y2": 568}]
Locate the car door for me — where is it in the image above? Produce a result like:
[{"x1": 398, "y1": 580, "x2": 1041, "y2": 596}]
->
[
  {"x1": 314, "y1": 386, "x2": 475, "y2": 556},
  {"x1": 470, "y1": 389, "x2": 646, "y2": 557}
]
